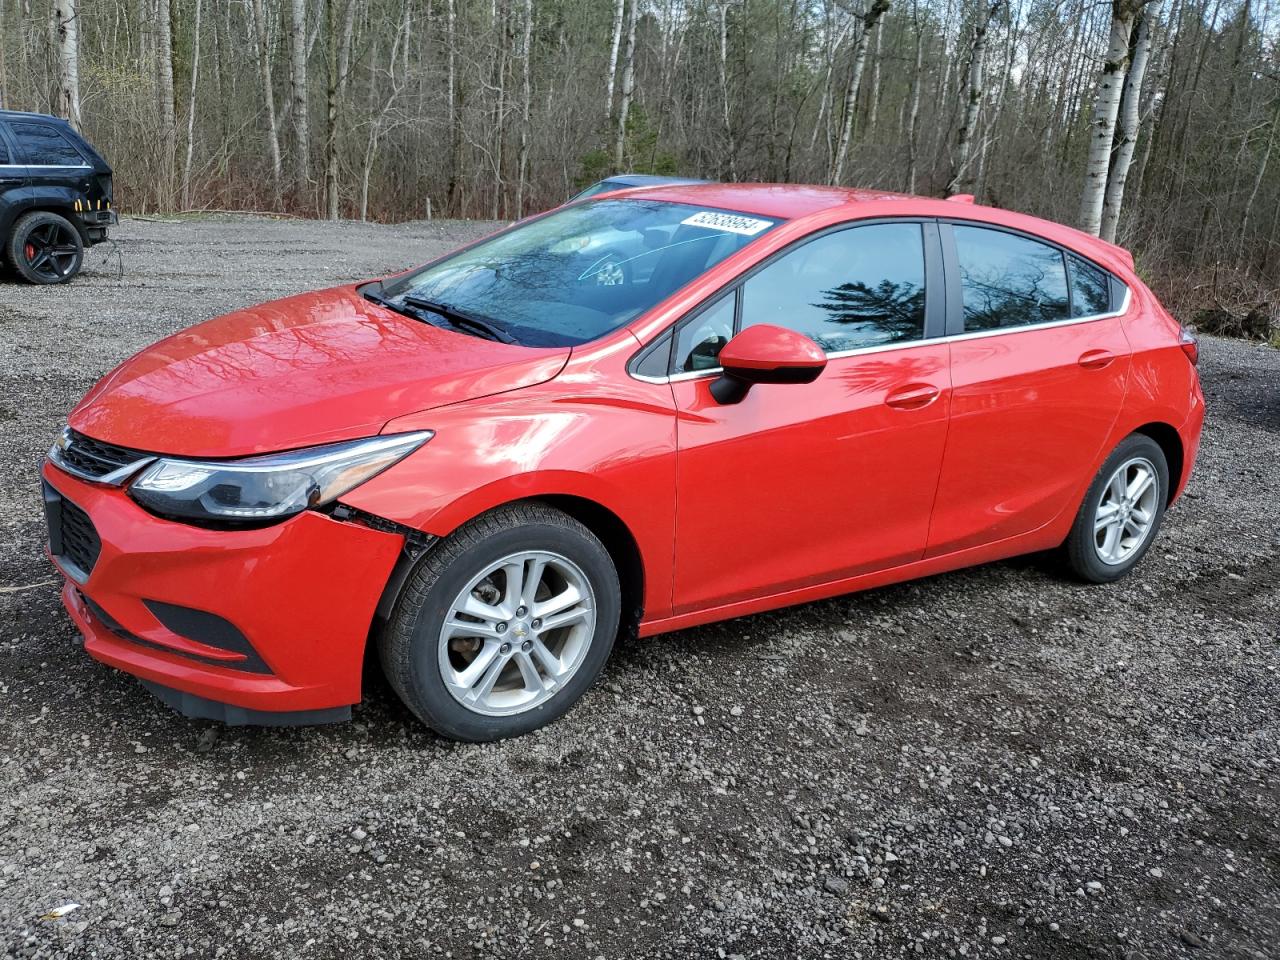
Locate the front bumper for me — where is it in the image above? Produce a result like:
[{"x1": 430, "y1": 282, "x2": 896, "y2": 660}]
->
[{"x1": 42, "y1": 461, "x2": 404, "y2": 719}]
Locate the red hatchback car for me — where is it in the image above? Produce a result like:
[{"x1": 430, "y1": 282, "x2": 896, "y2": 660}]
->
[{"x1": 43, "y1": 184, "x2": 1203, "y2": 741}]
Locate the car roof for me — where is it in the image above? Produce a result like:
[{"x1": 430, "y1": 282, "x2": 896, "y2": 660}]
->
[
  {"x1": 612, "y1": 181, "x2": 1136, "y2": 272},
  {"x1": 0, "y1": 109, "x2": 73, "y2": 125},
  {"x1": 620, "y1": 182, "x2": 915, "y2": 219}
]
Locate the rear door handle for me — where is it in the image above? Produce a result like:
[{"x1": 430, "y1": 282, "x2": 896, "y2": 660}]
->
[
  {"x1": 885, "y1": 383, "x2": 941, "y2": 410},
  {"x1": 1078, "y1": 349, "x2": 1116, "y2": 369}
]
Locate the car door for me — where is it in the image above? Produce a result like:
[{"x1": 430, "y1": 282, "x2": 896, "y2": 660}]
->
[
  {"x1": 8, "y1": 118, "x2": 93, "y2": 206},
  {"x1": 667, "y1": 220, "x2": 952, "y2": 613},
  {"x1": 0, "y1": 123, "x2": 31, "y2": 222},
  {"x1": 925, "y1": 222, "x2": 1132, "y2": 557}
]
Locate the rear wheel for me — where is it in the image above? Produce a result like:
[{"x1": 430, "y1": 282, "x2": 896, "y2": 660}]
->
[
  {"x1": 379, "y1": 504, "x2": 620, "y2": 741},
  {"x1": 6, "y1": 212, "x2": 84, "y2": 284},
  {"x1": 1064, "y1": 434, "x2": 1169, "y2": 583}
]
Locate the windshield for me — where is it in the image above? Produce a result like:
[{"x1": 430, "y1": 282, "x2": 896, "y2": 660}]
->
[{"x1": 380, "y1": 199, "x2": 780, "y2": 347}]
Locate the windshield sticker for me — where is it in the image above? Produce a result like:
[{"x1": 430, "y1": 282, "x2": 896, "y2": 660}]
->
[{"x1": 680, "y1": 211, "x2": 774, "y2": 236}]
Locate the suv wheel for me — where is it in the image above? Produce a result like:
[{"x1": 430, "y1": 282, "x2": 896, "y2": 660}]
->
[
  {"x1": 379, "y1": 504, "x2": 621, "y2": 741},
  {"x1": 7, "y1": 211, "x2": 85, "y2": 284}
]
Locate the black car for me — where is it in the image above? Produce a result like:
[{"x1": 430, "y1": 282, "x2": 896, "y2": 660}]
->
[{"x1": 0, "y1": 110, "x2": 115, "y2": 284}]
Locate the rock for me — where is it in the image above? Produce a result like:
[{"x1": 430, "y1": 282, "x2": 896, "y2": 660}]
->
[
  {"x1": 1180, "y1": 931, "x2": 1207, "y2": 949},
  {"x1": 823, "y1": 876, "x2": 848, "y2": 896},
  {"x1": 729, "y1": 706, "x2": 743, "y2": 717}
]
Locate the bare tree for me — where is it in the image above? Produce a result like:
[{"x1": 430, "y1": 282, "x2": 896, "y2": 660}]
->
[
  {"x1": 1079, "y1": 0, "x2": 1150, "y2": 236},
  {"x1": 515, "y1": 0, "x2": 534, "y2": 216},
  {"x1": 156, "y1": 0, "x2": 175, "y2": 202},
  {"x1": 324, "y1": 0, "x2": 340, "y2": 219},
  {"x1": 1100, "y1": 9, "x2": 1152, "y2": 242},
  {"x1": 181, "y1": 0, "x2": 203, "y2": 208},
  {"x1": 52, "y1": 0, "x2": 80, "y2": 129},
  {"x1": 614, "y1": 0, "x2": 637, "y2": 169},
  {"x1": 946, "y1": 0, "x2": 1002, "y2": 196},
  {"x1": 605, "y1": 0, "x2": 624, "y2": 120},
  {"x1": 828, "y1": 0, "x2": 890, "y2": 186},
  {"x1": 252, "y1": 0, "x2": 284, "y2": 205},
  {"x1": 290, "y1": 0, "x2": 311, "y2": 198}
]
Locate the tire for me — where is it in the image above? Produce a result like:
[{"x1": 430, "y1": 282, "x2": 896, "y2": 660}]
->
[
  {"x1": 378, "y1": 503, "x2": 621, "y2": 741},
  {"x1": 1064, "y1": 433, "x2": 1169, "y2": 583},
  {"x1": 6, "y1": 211, "x2": 84, "y2": 284}
]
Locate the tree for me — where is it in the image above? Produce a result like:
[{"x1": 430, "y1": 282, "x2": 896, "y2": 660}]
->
[
  {"x1": 291, "y1": 0, "x2": 311, "y2": 199},
  {"x1": 946, "y1": 0, "x2": 1002, "y2": 197},
  {"x1": 1100, "y1": 9, "x2": 1153, "y2": 242},
  {"x1": 52, "y1": 0, "x2": 80, "y2": 129},
  {"x1": 1078, "y1": 0, "x2": 1153, "y2": 236},
  {"x1": 828, "y1": 0, "x2": 890, "y2": 186}
]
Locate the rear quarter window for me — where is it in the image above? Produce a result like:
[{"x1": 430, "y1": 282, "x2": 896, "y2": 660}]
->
[
  {"x1": 12, "y1": 122, "x2": 88, "y2": 166},
  {"x1": 0, "y1": 130, "x2": 10, "y2": 165}
]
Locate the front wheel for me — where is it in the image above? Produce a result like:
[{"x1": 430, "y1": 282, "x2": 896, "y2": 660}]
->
[
  {"x1": 378, "y1": 504, "x2": 620, "y2": 741},
  {"x1": 6, "y1": 211, "x2": 84, "y2": 284},
  {"x1": 1064, "y1": 434, "x2": 1169, "y2": 583}
]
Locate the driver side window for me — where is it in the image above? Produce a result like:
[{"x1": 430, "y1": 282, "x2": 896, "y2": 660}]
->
[{"x1": 672, "y1": 292, "x2": 735, "y2": 373}]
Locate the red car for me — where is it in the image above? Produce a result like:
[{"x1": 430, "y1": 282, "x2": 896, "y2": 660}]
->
[{"x1": 43, "y1": 184, "x2": 1204, "y2": 741}]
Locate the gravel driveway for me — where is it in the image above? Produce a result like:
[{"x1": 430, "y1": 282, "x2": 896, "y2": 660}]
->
[{"x1": 1, "y1": 216, "x2": 1277, "y2": 959}]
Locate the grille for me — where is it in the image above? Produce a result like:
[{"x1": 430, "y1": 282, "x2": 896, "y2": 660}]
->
[
  {"x1": 57, "y1": 428, "x2": 148, "y2": 481},
  {"x1": 58, "y1": 497, "x2": 102, "y2": 577}
]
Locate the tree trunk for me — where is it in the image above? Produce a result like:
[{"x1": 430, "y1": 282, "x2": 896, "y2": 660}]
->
[
  {"x1": 181, "y1": 0, "x2": 203, "y2": 209},
  {"x1": 290, "y1": 0, "x2": 310, "y2": 198},
  {"x1": 905, "y1": 17, "x2": 923, "y2": 193},
  {"x1": 866, "y1": 14, "x2": 882, "y2": 134},
  {"x1": 1239, "y1": 96, "x2": 1279, "y2": 250},
  {"x1": 605, "y1": 0, "x2": 624, "y2": 121},
  {"x1": 613, "y1": 0, "x2": 637, "y2": 170},
  {"x1": 446, "y1": 0, "x2": 463, "y2": 214},
  {"x1": 252, "y1": 0, "x2": 284, "y2": 205},
  {"x1": 1079, "y1": 1, "x2": 1139, "y2": 236},
  {"x1": 827, "y1": 0, "x2": 890, "y2": 186},
  {"x1": 1100, "y1": 10, "x2": 1151, "y2": 243},
  {"x1": 515, "y1": 0, "x2": 533, "y2": 216},
  {"x1": 53, "y1": 0, "x2": 81, "y2": 128},
  {"x1": 717, "y1": 1, "x2": 736, "y2": 179},
  {"x1": 325, "y1": 0, "x2": 339, "y2": 219},
  {"x1": 946, "y1": 0, "x2": 1001, "y2": 197},
  {"x1": 156, "y1": 0, "x2": 176, "y2": 204}
]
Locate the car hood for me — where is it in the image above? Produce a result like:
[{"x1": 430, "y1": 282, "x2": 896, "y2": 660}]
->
[{"x1": 69, "y1": 286, "x2": 570, "y2": 458}]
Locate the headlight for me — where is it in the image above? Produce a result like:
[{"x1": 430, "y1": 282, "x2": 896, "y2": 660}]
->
[{"x1": 128, "y1": 431, "x2": 432, "y2": 525}]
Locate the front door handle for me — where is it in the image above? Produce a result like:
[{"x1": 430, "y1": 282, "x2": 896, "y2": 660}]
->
[
  {"x1": 1078, "y1": 349, "x2": 1116, "y2": 369},
  {"x1": 885, "y1": 383, "x2": 941, "y2": 410}
]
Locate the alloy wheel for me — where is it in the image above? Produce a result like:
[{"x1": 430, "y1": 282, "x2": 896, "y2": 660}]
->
[
  {"x1": 21, "y1": 222, "x2": 81, "y2": 282},
  {"x1": 1093, "y1": 456, "x2": 1160, "y2": 566},
  {"x1": 437, "y1": 550, "x2": 596, "y2": 717}
]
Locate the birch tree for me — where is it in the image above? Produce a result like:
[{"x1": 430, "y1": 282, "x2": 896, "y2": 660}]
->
[
  {"x1": 52, "y1": 0, "x2": 80, "y2": 129},
  {"x1": 1078, "y1": 0, "x2": 1150, "y2": 236},
  {"x1": 290, "y1": 0, "x2": 311, "y2": 197},
  {"x1": 945, "y1": 0, "x2": 1002, "y2": 196},
  {"x1": 1100, "y1": 9, "x2": 1152, "y2": 242},
  {"x1": 614, "y1": 0, "x2": 637, "y2": 169},
  {"x1": 251, "y1": 0, "x2": 284, "y2": 205},
  {"x1": 156, "y1": 0, "x2": 175, "y2": 202},
  {"x1": 828, "y1": 0, "x2": 890, "y2": 186}
]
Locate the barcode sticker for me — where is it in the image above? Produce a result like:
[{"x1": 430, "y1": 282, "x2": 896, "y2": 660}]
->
[{"x1": 680, "y1": 211, "x2": 774, "y2": 236}]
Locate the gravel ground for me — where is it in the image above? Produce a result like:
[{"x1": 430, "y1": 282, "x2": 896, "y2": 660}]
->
[{"x1": 1, "y1": 216, "x2": 1277, "y2": 960}]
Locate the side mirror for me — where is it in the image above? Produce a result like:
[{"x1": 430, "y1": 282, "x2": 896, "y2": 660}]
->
[{"x1": 710, "y1": 324, "x2": 827, "y2": 404}]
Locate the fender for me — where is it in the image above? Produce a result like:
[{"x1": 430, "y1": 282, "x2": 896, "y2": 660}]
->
[{"x1": 340, "y1": 369, "x2": 680, "y2": 621}]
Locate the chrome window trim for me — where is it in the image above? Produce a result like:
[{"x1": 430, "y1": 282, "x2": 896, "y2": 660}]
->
[{"x1": 630, "y1": 286, "x2": 1132, "y2": 386}]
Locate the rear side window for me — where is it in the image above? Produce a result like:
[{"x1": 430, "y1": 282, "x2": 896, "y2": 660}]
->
[
  {"x1": 11, "y1": 122, "x2": 86, "y2": 166},
  {"x1": 1068, "y1": 254, "x2": 1111, "y2": 317},
  {"x1": 739, "y1": 222, "x2": 927, "y2": 353},
  {"x1": 0, "y1": 131, "x2": 9, "y2": 165},
  {"x1": 954, "y1": 225, "x2": 1070, "y2": 331}
]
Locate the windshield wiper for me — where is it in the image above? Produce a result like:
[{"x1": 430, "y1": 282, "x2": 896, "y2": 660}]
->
[{"x1": 403, "y1": 295, "x2": 516, "y2": 344}]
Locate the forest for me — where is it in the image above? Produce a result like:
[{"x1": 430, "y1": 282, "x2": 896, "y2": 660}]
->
[{"x1": 0, "y1": 0, "x2": 1276, "y2": 326}]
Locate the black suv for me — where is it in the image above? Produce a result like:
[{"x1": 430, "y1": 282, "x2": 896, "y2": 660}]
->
[{"x1": 0, "y1": 110, "x2": 115, "y2": 284}]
